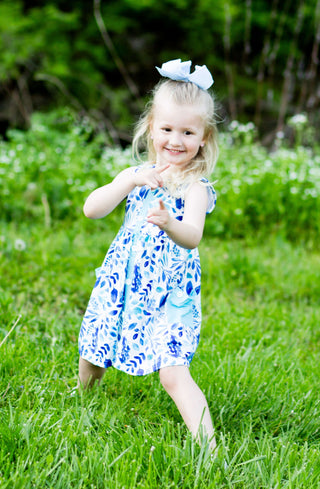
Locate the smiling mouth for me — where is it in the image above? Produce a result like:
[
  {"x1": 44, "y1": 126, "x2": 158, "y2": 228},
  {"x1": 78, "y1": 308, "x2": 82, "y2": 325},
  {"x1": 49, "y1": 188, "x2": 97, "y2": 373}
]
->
[{"x1": 165, "y1": 147, "x2": 184, "y2": 154}]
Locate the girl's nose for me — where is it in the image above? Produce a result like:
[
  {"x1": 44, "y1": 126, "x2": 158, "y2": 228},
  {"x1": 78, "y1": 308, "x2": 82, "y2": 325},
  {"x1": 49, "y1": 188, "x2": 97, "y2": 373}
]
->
[{"x1": 169, "y1": 132, "x2": 182, "y2": 146}]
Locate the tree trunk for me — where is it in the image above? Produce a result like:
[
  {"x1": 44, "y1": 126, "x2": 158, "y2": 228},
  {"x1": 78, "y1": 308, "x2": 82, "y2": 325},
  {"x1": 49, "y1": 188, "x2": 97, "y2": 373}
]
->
[
  {"x1": 223, "y1": 2, "x2": 237, "y2": 121},
  {"x1": 254, "y1": 0, "x2": 278, "y2": 128},
  {"x1": 93, "y1": 0, "x2": 140, "y2": 99},
  {"x1": 276, "y1": 1, "x2": 305, "y2": 134}
]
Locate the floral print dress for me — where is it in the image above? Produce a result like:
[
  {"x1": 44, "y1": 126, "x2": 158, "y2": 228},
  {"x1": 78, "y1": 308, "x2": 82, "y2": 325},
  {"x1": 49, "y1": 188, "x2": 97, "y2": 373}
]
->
[{"x1": 78, "y1": 178, "x2": 216, "y2": 376}]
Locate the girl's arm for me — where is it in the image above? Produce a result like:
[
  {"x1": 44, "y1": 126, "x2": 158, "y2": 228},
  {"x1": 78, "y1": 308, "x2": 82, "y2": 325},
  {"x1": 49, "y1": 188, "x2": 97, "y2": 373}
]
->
[
  {"x1": 147, "y1": 182, "x2": 208, "y2": 249},
  {"x1": 83, "y1": 167, "x2": 136, "y2": 219},
  {"x1": 83, "y1": 165, "x2": 168, "y2": 219}
]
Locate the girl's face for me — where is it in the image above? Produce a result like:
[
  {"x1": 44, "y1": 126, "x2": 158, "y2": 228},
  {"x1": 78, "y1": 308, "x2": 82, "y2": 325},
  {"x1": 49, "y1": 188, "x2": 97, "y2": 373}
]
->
[{"x1": 150, "y1": 98, "x2": 206, "y2": 171}]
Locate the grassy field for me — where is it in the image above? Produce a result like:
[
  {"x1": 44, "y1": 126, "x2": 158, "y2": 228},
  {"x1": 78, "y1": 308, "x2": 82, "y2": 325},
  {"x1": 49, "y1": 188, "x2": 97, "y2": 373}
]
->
[
  {"x1": 1, "y1": 112, "x2": 319, "y2": 487},
  {"x1": 1, "y1": 217, "x2": 320, "y2": 488}
]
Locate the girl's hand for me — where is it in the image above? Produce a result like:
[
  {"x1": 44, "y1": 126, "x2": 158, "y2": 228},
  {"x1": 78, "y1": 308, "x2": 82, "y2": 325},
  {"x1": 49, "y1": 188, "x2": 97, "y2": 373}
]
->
[
  {"x1": 147, "y1": 182, "x2": 208, "y2": 249},
  {"x1": 147, "y1": 199, "x2": 172, "y2": 231},
  {"x1": 133, "y1": 165, "x2": 169, "y2": 190}
]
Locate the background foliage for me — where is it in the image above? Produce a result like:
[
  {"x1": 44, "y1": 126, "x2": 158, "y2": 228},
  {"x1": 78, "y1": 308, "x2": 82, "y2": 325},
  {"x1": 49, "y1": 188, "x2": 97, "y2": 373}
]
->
[
  {"x1": 1, "y1": 109, "x2": 319, "y2": 246},
  {"x1": 0, "y1": 0, "x2": 319, "y2": 143}
]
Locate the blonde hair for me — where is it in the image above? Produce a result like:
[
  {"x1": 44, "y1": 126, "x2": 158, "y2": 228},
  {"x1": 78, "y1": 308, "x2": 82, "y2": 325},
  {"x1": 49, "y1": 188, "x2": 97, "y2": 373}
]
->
[{"x1": 132, "y1": 79, "x2": 219, "y2": 193}]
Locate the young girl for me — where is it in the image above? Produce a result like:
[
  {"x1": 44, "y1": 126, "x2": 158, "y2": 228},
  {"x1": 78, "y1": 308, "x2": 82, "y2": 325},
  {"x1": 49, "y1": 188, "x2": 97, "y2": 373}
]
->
[{"x1": 78, "y1": 59, "x2": 219, "y2": 450}]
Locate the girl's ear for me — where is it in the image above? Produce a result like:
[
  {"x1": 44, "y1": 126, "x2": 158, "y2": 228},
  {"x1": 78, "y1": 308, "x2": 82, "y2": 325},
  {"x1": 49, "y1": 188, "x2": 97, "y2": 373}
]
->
[{"x1": 200, "y1": 136, "x2": 206, "y2": 147}]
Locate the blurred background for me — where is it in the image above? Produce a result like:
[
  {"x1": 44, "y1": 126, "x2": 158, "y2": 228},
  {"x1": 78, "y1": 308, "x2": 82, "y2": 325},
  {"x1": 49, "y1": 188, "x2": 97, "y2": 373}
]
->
[
  {"x1": 1, "y1": 0, "x2": 320, "y2": 245},
  {"x1": 0, "y1": 0, "x2": 319, "y2": 144}
]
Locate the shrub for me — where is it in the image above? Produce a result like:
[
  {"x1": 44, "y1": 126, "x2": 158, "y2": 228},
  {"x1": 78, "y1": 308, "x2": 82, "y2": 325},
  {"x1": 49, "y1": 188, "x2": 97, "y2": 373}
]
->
[
  {"x1": 209, "y1": 121, "x2": 320, "y2": 245},
  {"x1": 1, "y1": 110, "x2": 319, "y2": 246}
]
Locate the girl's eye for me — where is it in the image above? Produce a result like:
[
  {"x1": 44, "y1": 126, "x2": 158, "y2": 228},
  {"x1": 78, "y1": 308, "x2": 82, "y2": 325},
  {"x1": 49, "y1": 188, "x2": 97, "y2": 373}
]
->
[
  {"x1": 162, "y1": 127, "x2": 171, "y2": 132},
  {"x1": 185, "y1": 131, "x2": 193, "y2": 136}
]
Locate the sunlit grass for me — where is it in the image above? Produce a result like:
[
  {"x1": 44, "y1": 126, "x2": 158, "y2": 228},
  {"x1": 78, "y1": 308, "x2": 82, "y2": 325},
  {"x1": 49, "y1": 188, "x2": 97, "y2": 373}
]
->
[{"x1": 1, "y1": 220, "x2": 319, "y2": 488}]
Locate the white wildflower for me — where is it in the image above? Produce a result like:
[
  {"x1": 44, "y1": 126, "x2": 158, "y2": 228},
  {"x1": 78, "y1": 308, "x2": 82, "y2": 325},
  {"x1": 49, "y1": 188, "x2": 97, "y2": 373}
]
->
[
  {"x1": 14, "y1": 239, "x2": 27, "y2": 251},
  {"x1": 1, "y1": 154, "x2": 10, "y2": 164},
  {"x1": 246, "y1": 122, "x2": 255, "y2": 131},
  {"x1": 229, "y1": 120, "x2": 239, "y2": 130},
  {"x1": 304, "y1": 188, "x2": 317, "y2": 198},
  {"x1": 33, "y1": 123, "x2": 46, "y2": 132},
  {"x1": 288, "y1": 114, "x2": 307, "y2": 126},
  {"x1": 86, "y1": 180, "x2": 97, "y2": 190}
]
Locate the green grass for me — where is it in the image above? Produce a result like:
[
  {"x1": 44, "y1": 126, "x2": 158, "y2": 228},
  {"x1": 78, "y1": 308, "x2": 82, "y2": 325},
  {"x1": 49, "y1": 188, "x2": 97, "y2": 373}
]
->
[{"x1": 1, "y1": 218, "x2": 320, "y2": 488}]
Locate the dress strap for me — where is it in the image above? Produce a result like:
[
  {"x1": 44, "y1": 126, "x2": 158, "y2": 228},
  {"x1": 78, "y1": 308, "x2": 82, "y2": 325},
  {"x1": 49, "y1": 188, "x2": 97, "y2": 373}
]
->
[{"x1": 200, "y1": 178, "x2": 216, "y2": 214}]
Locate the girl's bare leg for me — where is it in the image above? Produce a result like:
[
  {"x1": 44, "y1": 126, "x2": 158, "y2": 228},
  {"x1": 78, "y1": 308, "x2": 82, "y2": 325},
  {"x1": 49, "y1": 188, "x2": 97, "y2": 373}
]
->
[
  {"x1": 78, "y1": 357, "x2": 106, "y2": 389},
  {"x1": 159, "y1": 365, "x2": 216, "y2": 451}
]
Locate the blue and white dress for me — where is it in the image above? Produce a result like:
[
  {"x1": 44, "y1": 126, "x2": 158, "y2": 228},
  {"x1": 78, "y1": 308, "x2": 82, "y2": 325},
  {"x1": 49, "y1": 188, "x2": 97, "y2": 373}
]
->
[{"x1": 79, "y1": 177, "x2": 216, "y2": 376}]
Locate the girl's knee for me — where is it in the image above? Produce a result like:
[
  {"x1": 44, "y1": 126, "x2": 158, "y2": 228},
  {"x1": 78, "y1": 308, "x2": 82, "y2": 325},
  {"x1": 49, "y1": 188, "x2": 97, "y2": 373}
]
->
[
  {"x1": 159, "y1": 365, "x2": 189, "y2": 394},
  {"x1": 159, "y1": 367, "x2": 174, "y2": 393}
]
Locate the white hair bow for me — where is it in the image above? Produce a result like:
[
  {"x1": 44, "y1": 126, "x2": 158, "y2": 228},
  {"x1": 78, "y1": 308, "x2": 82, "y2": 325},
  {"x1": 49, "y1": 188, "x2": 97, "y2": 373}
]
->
[{"x1": 156, "y1": 58, "x2": 214, "y2": 90}]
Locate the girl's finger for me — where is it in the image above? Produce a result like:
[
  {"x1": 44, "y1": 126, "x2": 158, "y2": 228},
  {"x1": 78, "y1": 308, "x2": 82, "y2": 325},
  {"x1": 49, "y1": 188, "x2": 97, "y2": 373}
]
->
[
  {"x1": 159, "y1": 199, "x2": 167, "y2": 210},
  {"x1": 156, "y1": 164, "x2": 170, "y2": 174}
]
